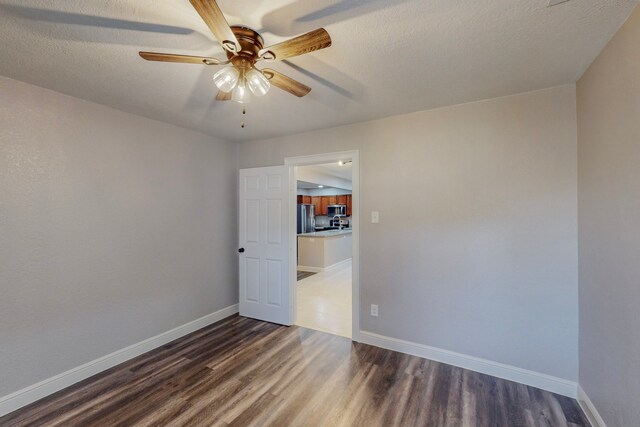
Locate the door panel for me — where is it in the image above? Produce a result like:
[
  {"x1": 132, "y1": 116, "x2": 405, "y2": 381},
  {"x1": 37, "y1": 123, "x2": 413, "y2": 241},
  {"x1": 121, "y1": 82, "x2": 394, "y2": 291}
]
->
[
  {"x1": 245, "y1": 199, "x2": 260, "y2": 243},
  {"x1": 266, "y1": 259, "x2": 283, "y2": 306},
  {"x1": 239, "y1": 166, "x2": 291, "y2": 325},
  {"x1": 245, "y1": 257, "x2": 260, "y2": 302},
  {"x1": 267, "y1": 199, "x2": 282, "y2": 244}
]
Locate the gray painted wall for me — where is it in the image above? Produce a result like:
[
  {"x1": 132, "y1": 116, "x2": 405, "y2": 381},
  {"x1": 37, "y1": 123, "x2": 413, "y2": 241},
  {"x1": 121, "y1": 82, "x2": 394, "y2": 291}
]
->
[
  {"x1": 577, "y1": 6, "x2": 640, "y2": 426},
  {"x1": 0, "y1": 76, "x2": 238, "y2": 396},
  {"x1": 240, "y1": 85, "x2": 579, "y2": 381}
]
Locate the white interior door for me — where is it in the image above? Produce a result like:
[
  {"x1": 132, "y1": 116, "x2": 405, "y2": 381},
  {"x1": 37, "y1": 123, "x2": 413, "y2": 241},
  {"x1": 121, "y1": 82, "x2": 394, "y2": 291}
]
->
[{"x1": 239, "y1": 166, "x2": 292, "y2": 325}]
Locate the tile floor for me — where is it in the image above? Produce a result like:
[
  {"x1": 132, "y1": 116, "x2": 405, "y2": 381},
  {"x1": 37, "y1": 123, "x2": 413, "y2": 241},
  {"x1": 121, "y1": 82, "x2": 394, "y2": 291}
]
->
[{"x1": 295, "y1": 260, "x2": 352, "y2": 338}]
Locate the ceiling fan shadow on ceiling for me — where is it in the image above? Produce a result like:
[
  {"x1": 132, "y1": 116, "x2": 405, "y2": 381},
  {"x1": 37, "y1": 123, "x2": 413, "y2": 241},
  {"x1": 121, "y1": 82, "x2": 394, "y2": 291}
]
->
[
  {"x1": 139, "y1": 0, "x2": 332, "y2": 105},
  {"x1": 0, "y1": 3, "x2": 211, "y2": 47},
  {"x1": 259, "y1": 0, "x2": 414, "y2": 37}
]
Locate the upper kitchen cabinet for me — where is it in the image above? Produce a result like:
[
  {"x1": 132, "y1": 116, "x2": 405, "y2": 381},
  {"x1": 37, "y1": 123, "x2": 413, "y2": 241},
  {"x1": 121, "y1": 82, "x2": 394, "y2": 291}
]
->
[
  {"x1": 302, "y1": 194, "x2": 352, "y2": 216},
  {"x1": 320, "y1": 197, "x2": 330, "y2": 215},
  {"x1": 311, "y1": 196, "x2": 322, "y2": 215}
]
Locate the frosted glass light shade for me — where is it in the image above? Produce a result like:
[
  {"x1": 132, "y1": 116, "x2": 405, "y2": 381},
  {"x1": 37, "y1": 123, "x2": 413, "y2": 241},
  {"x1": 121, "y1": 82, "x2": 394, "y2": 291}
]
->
[
  {"x1": 231, "y1": 81, "x2": 250, "y2": 104},
  {"x1": 246, "y1": 69, "x2": 270, "y2": 97},
  {"x1": 213, "y1": 66, "x2": 239, "y2": 93}
]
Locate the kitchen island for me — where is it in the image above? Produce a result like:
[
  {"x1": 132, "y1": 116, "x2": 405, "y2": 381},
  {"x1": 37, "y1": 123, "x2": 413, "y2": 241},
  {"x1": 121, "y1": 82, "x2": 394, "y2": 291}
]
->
[{"x1": 297, "y1": 229, "x2": 352, "y2": 272}]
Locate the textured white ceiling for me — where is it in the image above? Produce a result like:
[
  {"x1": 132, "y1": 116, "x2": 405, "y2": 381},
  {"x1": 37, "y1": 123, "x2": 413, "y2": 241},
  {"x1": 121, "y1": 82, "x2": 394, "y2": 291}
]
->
[
  {"x1": 308, "y1": 162, "x2": 353, "y2": 180},
  {"x1": 0, "y1": 0, "x2": 637, "y2": 142}
]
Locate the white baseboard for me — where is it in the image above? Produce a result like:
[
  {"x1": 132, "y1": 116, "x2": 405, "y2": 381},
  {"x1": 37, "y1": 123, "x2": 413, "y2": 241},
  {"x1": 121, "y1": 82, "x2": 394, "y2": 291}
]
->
[
  {"x1": 297, "y1": 265, "x2": 323, "y2": 273},
  {"x1": 578, "y1": 385, "x2": 607, "y2": 427},
  {"x1": 0, "y1": 304, "x2": 239, "y2": 418},
  {"x1": 324, "y1": 258, "x2": 352, "y2": 271},
  {"x1": 358, "y1": 331, "x2": 578, "y2": 398},
  {"x1": 298, "y1": 258, "x2": 352, "y2": 273}
]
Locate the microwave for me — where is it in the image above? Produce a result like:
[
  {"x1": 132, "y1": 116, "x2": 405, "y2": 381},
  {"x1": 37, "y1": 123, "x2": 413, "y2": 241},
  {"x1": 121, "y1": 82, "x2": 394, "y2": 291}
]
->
[{"x1": 327, "y1": 204, "x2": 347, "y2": 217}]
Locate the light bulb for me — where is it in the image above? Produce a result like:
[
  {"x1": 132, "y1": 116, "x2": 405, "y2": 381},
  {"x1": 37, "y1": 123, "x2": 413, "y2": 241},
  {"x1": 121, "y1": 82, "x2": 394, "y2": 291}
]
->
[
  {"x1": 231, "y1": 80, "x2": 250, "y2": 104},
  {"x1": 246, "y1": 69, "x2": 270, "y2": 97},
  {"x1": 213, "y1": 66, "x2": 239, "y2": 93}
]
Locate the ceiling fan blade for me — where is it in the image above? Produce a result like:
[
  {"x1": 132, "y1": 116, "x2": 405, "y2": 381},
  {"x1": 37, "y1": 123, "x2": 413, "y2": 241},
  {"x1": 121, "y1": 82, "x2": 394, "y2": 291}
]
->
[
  {"x1": 262, "y1": 69, "x2": 311, "y2": 97},
  {"x1": 260, "y1": 28, "x2": 331, "y2": 61},
  {"x1": 139, "y1": 51, "x2": 226, "y2": 65},
  {"x1": 215, "y1": 90, "x2": 232, "y2": 101},
  {"x1": 189, "y1": 0, "x2": 240, "y2": 53}
]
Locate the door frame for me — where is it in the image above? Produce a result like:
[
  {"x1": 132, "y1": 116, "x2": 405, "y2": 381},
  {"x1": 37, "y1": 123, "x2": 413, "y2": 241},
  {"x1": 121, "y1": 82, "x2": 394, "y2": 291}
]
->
[{"x1": 285, "y1": 150, "x2": 360, "y2": 341}]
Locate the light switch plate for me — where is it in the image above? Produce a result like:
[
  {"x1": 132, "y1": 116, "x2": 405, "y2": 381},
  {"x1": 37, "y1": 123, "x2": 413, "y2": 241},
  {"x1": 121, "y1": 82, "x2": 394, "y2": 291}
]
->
[{"x1": 371, "y1": 211, "x2": 379, "y2": 223}]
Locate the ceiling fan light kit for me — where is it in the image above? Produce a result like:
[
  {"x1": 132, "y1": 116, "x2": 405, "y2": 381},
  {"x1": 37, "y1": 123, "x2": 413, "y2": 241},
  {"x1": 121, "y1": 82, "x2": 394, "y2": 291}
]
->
[
  {"x1": 138, "y1": 0, "x2": 332, "y2": 126},
  {"x1": 213, "y1": 66, "x2": 239, "y2": 93},
  {"x1": 231, "y1": 77, "x2": 250, "y2": 104},
  {"x1": 213, "y1": 64, "x2": 270, "y2": 101},
  {"x1": 246, "y1": 69, "x2": 270, "y2": 97}
]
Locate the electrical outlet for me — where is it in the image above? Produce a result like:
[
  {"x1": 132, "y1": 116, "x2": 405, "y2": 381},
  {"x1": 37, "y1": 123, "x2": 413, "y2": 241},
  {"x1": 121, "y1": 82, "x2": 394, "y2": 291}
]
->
[
  {"x1": 371, "y1": 211, "x2": 379, "y2": 223},
  {"x1": 370, "y1": 304, "x2": 379, "y2": 317}
]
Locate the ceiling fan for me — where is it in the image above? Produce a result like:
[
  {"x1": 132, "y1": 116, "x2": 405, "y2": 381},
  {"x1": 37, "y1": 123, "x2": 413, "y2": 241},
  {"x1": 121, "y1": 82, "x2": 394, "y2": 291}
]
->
[{"x1": 138, "y1": 0, "x2": 332, "y2": 104}]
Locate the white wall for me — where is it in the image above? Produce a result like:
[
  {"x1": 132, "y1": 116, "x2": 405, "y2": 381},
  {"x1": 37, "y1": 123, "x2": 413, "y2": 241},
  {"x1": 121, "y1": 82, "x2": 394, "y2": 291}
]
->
[
  {"x1": 297, "y1": 168, "x2": 352, "y2": 190},
  {"x1": 0, "y1": 76, "x2": 238, "y2": 397},
  {"x1": 240, "y1": 85, "x2": 579, "y2": 381},
  {"x1": 577, "y1": 5, "x2": 640, "y2": 426}
]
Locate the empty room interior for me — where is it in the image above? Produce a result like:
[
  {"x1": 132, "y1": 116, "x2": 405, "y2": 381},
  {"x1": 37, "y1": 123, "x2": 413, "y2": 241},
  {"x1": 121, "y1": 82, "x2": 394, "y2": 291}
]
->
[{"x1": 1, "y1": 1, "x2": 639, "y2": 426}]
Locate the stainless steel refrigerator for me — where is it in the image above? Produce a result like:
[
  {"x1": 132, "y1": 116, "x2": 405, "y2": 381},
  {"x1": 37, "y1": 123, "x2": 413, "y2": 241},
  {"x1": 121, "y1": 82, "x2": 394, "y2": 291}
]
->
[{"x1": 297, "y1": 204, "x2": 315, "y2": 234}]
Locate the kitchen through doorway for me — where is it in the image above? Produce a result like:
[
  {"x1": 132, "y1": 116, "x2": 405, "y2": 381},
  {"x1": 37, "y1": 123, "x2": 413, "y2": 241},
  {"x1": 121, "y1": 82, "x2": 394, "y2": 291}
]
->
[{"x1": 289, "y1": 153, "x2": 357, "y2": 339}]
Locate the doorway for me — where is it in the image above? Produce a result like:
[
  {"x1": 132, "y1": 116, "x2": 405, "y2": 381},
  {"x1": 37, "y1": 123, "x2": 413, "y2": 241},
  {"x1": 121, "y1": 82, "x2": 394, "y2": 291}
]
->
[{"x1": 286, "y1": 151, "x2": 360, "y2": 340}]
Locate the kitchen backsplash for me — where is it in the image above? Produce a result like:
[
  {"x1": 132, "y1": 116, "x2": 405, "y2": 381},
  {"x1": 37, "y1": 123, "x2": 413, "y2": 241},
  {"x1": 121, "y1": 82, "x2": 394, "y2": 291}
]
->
[{"x1": 315, "y1": 215, "x2": 351, "y2": 227}]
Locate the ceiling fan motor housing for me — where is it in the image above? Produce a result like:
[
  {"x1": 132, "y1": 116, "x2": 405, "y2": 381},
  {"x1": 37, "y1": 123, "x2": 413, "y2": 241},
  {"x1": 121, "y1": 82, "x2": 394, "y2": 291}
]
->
[{"x1": 227, "y1": 26, "x2": 264, "y2": 69}]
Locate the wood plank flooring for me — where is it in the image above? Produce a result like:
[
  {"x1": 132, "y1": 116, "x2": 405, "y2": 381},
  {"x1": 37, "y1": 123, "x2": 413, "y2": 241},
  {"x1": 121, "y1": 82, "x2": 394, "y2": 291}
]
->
[
  {"x1": 0, "y1": 315, "x2": 590, "y2": 427},
  {"x1": 296, "y1": 270, "x2": 317, "y2": 281}
]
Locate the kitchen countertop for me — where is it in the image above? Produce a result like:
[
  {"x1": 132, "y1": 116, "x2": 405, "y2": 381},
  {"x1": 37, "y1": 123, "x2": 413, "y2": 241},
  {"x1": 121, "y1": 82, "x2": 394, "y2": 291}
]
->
[{"x1": 298, "y1": 229, "x2": 353, "y2": 238}]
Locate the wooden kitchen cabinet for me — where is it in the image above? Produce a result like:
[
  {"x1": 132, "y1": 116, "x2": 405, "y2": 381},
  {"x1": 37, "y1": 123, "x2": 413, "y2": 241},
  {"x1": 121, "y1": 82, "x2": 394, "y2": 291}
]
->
[
  {"x1": 304, "y1": 194, "x2": 353, "y2": 216},
  {"x1": 311, "y1": 196, "x2": 322, "y2": 215},
  {"x1": 320, "y1": 197, "x2": 330, "y2": 215}
]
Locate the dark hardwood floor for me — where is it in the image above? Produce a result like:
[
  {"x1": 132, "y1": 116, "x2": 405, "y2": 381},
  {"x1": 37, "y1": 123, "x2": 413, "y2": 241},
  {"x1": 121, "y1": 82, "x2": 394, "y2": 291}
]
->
[
  {"x1": 0, "y1": 315, "x2": 590, "y2": 426},
  {"x1": 296, "y1": 270, "x2": 317, "y2": 281}
]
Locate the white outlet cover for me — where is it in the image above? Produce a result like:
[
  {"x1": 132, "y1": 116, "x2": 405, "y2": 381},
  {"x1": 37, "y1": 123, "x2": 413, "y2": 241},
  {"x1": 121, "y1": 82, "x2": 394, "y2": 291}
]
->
[
  {"x1": 371, "y1": 304, "x2": 379, "y2": 317},
  {"x1": 371, "y1": 211, "x2": 379, "y2": 223}
]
